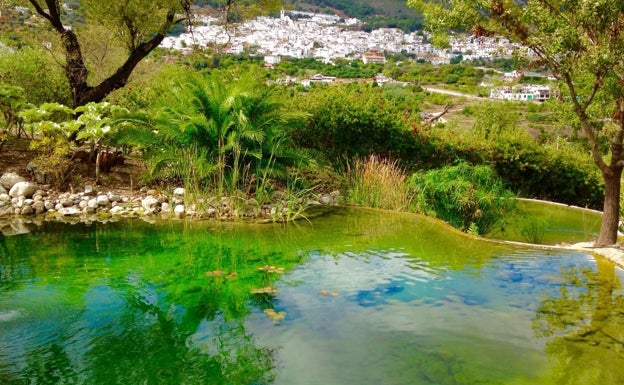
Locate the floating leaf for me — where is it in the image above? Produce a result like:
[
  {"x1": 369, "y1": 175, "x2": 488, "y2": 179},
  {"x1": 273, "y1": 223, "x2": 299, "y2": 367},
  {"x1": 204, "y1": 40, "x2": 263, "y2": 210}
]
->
[
  {"x1": 226, "y1": 272, "x2": 238, "y2": 279},
  {"x1": 258, "y1": 265, "x2": 284, "y2": 274},
  {"x1": 319, "y1": 290, "x2": 329, "y2": 296},
  {"x1": 264, "y1": 308, "x2": 286, "y2": 321},
  {"x1": 205, "y1": 270, "x2": 226, "y2": 277},
  {"x1": 250, "y1": 286, "x2": 280, "y2": 294}
]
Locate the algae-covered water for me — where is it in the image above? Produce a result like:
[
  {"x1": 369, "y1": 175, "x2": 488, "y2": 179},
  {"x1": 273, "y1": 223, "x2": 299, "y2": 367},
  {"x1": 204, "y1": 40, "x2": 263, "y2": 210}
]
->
[{"x1": 1, "y1": 207, "x2": 623, "y2": 384}]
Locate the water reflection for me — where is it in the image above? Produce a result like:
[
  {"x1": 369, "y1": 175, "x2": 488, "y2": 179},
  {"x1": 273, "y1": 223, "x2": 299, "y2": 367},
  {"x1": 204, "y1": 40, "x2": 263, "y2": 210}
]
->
[
  {"x1": 534, "y1": 257, "x2": 624, "y2": 384},
  {"x1": 0, "y1": 208, "x2": 622, "y2": 384}
]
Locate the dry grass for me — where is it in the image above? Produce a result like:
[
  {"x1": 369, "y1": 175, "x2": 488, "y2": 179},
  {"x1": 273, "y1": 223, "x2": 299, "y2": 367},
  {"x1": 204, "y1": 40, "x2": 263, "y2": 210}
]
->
[{"x1": 347, "y1": 154, "x2": 412, "y2": 211}]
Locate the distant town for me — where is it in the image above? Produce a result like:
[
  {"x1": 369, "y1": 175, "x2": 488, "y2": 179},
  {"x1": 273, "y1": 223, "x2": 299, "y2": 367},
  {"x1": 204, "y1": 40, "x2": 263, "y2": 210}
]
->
[{"x1": 161, "y1": 9, "x2": 530, "y2": 66}]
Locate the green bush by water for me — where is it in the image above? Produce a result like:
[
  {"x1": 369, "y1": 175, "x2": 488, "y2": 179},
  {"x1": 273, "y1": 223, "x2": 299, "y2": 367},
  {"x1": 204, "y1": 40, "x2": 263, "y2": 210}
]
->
[{"x1": 408, "y1": 162, "x2": 516, "y2": 235}]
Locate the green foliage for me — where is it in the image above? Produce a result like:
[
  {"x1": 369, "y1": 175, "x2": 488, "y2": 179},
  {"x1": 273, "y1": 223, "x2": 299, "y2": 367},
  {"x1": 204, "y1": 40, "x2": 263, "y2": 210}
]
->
[
  {"x1": 19, "y1": 102, "x2": 76, "y2": 188},
  {"x1": 408, "y1": 162, "x2": 516, "y2": 235},
  {"x1": 488, "y1": 137, "x2": 603, "y2": 209},
  {"x1": 0, "y1": 83, "x2": 28, "y2": 138},
  {"x1": 116, "y1": 70, "x2": 308, "y2": 196},
  {"x1": 0, "y1": 47, "x2": 71, "y2": 106},
  {"x1": 290, "y1": 83, "x2": 414, "y2": 167},
  {"x1": 519, "y1": 218, "x2": 548, "y2": 244}
]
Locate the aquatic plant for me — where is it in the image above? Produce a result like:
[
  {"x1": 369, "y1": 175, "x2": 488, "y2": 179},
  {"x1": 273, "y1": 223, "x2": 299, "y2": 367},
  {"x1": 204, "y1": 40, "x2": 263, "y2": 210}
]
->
[
  {"x1": 408, "y1": 162, "x2": 516, "y2": 235},
  {"x1": 347, "y1": 154, "x2": 412, "y2": 211}
]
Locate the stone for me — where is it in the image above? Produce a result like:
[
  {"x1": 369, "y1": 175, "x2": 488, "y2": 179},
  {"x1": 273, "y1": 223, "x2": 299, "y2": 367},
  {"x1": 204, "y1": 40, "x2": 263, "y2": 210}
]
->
[
  {"x1": 0, "y1": 185, "x2": 5, "y2": 195},
  {"x1": 141, "y1": 196, "x2": 159, "y2": 211},
  {"x1": 23, "y1": 199, "x2": 34, "y2": 206},
  {"x1": 33, "y1": 201, "x2": 45, "y2": 214},
  {"x1": 20, "y1": 205, "x2": 34, "y2": 216},
  {"x1": 87, "y1": 198, "x2": 98, "y2": 209},
  {"x1": 9, "y1": 182, "x2": 38, "y2": 199},
  {"x1": 173, "y1": 187, "x2": 185, "y2": 197},
  {"x1": 0, "y1": 194, "x2": 9, "y2": 202},
  {"x1": 61, "y1": 198, "x2": 74, "y2": 207},
  {"x1": 319, "y1": 194, "x2": 333, "y2": 205},
  {"x1": 160, "y1": 202, "x2": 171, "y2": 213},
  {"x1": 110, "y1": 206, "x2": 125, "y2": 215},
  {"x1": 78, "y1": 200, "x2": 88, "y2": 209},
  {"x1": 109, "y1": 194, "x2": 121, "y2": 203},
  {"x1": 26, "y1": 161, "x2": 48, "y2": 184},
  {"x1": 0, "y1": 172, "x2": 26, "y2": 189},
  {"x1": 174, "y1": 204, "x2": 185, "y2": 217},
  {"x1": 44, "y1": 201, "x2": 55, "y2": 211},
  {"x1": 96, "y1": 195, "x2": 110, "y2": 206},
  {"x1": 58, "y1": 207, "x2": 81, "y2": 216},
  {"x1": 55, "y1": 203, "x2": 63, "y2": 211},
  {"x1": 83, "y1": 184, "x2": 95, "y2": 195}
]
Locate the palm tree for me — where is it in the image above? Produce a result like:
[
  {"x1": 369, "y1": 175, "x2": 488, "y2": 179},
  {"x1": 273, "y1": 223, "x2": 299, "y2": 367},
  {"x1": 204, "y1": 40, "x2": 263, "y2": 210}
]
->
[{"x1": 116, "y1": 70, "x2": 308, "y2": 195}]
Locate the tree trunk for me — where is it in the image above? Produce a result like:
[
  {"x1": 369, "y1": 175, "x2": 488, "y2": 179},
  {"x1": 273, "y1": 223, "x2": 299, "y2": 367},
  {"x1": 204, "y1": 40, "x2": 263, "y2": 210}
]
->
[{"x1": 595, "y1": 165, "x2": 623, "y2": 246}]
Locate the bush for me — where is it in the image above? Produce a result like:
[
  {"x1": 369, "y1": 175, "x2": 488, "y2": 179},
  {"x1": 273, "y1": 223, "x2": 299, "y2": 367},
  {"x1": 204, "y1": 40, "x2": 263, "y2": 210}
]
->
[
  {"x1": 290, "y1": 85, "x2": 413, "y2": 167},
  {"x1": 408, "y1": 163, "x2": 516, "y2": 235}
]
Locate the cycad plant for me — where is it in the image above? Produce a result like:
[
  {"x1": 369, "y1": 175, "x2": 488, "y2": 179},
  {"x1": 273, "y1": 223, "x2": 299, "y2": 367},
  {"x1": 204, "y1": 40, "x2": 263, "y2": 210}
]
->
[{"x1": 116, "y1": 70, "x2": 307, "y2": 197}]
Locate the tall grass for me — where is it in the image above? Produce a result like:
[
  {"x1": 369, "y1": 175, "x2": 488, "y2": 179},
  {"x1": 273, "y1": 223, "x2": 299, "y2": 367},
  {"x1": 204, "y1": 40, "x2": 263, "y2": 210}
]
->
[{"x1": 347, "y1": 155, "x2": 412, "y2": 211}]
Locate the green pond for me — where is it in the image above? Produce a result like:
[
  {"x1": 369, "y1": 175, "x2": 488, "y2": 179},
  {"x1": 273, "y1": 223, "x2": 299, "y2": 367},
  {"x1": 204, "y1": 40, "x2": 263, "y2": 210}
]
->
[
  {"x1": 486, "y1": 199, "x2": 603, "y2": 245},
  {"x1": 1, "y1": 206, "x2": 624, "y2": 385}
]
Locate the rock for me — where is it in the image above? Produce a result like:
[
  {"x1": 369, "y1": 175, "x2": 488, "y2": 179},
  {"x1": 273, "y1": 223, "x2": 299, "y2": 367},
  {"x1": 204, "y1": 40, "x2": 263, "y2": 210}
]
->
[
  {"x1": 9, "y1": 182, "x2": 38, "y2": 199},
  {"x1": 26, "y1": 162, "x2": 48, "y2": 184},
  {"x1": 319, "y1": 194, "x2": 333, "y2": 205},
  {"x1": 96, "y1": 195, "x2": 110, "y2": 206},
  {"x1": 109, "y1": 194, "x2": 121, "y2": 203},
  {"x1": 110, "y1": 206, "x2": 125, "y2": 215},
  {"x1": 146, "y1": 189, "x2": 158, "y2": 196},
  {"x1": 141, "y1": 196, "x2": 159, "y2": 211},
  {"x1": 0, "y1": 185, "x2": 5, "y2": 195},
  {"x1": 0, "y1": 172, "x2": 26, "y2": 189},
  {"x1": 84, "y1": 199, "x2": 98, "y2": 210},
  {"x1": 83, "y1": 184, "x2": 95, "y2": 195},
  {"x1": 0, "y1": 194, "x2": 9, "y2": 202},
  {"x1": 78, "y1": 200, "x2": 88, "y2": 209},
  {"x1": 20, "y1": 206, "x2": 34, "y2": 216},
  {"x1": 173, "y1": 187, "x2": 185, "y2": 197},
  {"x1": 174, "y1": 204, "x2": 185, "y2": 217},
  {"x1": 33, "y1": 201, "x2": 45, "y2": 214},
  {"x1": 160, "y1": 202, "x2": 171, "y2": 213},
  {"x1": 23, "y1": 199, "x2": 34, "y2": 206},
  {"x1": 57, "y1": 207, "x2": 81, "y2": 216},
  {"x1": 44, "y1": 201, "x2": 55, "y2": 211},
  {"x1": 61, "y1": 198, "x2": 74, "y2": 207}
]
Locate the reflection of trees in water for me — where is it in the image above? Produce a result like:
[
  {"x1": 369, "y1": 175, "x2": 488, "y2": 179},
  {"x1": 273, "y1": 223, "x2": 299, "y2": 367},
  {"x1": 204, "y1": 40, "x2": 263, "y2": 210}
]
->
[
  {"x1": 533, "y1": 258, "x2": 624, "y2": 384},
  {"x1": 3, "y1": 275, "x2": 276, "y2": 385}
]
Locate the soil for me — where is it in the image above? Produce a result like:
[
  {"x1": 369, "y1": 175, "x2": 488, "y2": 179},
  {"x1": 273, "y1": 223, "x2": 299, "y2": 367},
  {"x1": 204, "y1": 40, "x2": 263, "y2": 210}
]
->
[{"x1": 0, "y1": 136, "x2": 145, "y2": 193}]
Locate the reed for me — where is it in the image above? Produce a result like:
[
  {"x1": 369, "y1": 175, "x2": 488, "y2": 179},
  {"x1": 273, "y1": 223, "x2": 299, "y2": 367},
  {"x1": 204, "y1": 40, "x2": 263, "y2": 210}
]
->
[{"x1": 347, "y1": 155, "x2": 412, "y2": 211}]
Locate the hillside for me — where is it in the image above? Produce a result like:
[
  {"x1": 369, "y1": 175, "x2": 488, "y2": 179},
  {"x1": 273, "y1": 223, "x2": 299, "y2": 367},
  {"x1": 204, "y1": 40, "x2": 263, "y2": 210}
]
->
[{"x1": 287, "y1": 0, "x2": 423, "y2": 31}]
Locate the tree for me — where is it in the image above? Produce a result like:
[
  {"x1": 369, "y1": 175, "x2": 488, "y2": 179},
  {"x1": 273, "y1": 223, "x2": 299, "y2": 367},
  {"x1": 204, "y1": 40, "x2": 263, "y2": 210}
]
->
[
  {"x1": 18, "y1": 0, "x2": 191, "y2": 107},
  {"x1": 409, "y1": 0, "x2": 624, "y2": 245}
]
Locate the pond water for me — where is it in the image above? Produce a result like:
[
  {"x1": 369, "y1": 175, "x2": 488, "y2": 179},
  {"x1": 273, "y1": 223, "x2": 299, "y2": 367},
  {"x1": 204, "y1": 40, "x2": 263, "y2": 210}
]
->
[{"x1": 1, "y1": 207, "x2": 624, "y2": 385}]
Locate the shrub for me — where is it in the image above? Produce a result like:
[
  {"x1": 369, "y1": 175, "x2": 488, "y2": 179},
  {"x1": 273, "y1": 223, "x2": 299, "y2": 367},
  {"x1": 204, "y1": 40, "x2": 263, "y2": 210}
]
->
[{"x1": 408, "y1": 162, "x2": 516, "y2": 235}]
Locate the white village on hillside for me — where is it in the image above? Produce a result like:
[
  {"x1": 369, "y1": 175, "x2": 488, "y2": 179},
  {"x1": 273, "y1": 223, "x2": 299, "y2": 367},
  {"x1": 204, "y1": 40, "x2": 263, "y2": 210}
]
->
[{"x1": 161, "y1": 9, "x2": 554, "y2": 102}]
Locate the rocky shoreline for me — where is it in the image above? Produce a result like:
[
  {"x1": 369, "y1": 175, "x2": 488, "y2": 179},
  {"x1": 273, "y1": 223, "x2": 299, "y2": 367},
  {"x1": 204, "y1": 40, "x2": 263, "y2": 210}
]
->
[{"x1": 0, "y1": 171, "x2": 343, "y2": 235}]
